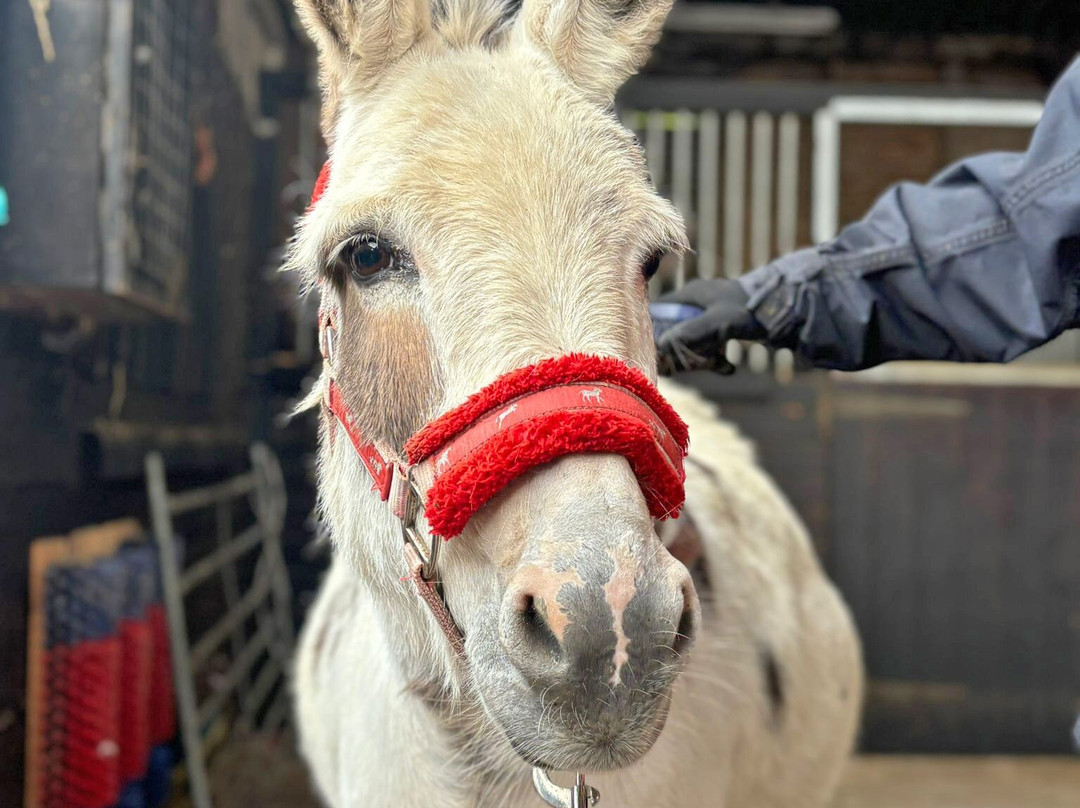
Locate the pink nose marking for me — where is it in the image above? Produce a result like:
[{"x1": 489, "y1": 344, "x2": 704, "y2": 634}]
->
[
  {"x1": 603, "y1": 545, "x2": 638, "y2": 686},
  {"x1": 514, "y1": 565, "x2": 583, "y2": 642}
]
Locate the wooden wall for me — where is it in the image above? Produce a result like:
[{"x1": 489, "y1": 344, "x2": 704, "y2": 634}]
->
[
  {"x1": 694, "y1": 366, "x2": 1080, "y2": 753},
  {"x1": 829, "y1": 366, "x2": 1080, "y2": 752}
]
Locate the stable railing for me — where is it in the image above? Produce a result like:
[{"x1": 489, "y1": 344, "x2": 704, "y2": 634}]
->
[{"x1": 619, "y1": 84, "x2": 1050, "y2": 376}]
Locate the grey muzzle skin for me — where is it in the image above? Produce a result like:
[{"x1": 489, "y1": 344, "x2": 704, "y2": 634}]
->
[{"x1": 483, "y1": 455, "x2": 700, "y2": 772}]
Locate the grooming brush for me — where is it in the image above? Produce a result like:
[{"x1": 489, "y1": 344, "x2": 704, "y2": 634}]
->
[
  {"x1": 649, "y1": 302, "x2": 703, "y2": 341},
  {"x1": 41, "y1": 561, "x2": 123, "y2": 808},
  {"x1": 118, "y1": 547, "x2": 155, "y2": 785}
]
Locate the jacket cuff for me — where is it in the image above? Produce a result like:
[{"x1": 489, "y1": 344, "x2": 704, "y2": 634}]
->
[{"x1": 738, "y1": 249, "x2": 829, "y2": 342}]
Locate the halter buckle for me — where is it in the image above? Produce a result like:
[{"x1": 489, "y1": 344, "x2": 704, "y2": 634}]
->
[{"x1": 399, "y1": 468, "x2": 441, "y2": 581}]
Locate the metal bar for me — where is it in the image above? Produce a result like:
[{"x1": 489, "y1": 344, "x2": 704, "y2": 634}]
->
[
  {"x1": 101, "y1": 0, "x2": 136, "y2": 297},
  {"x1": 190, "y1": 570, "x2": 272, "y2": 670},
  {"x1": 644, "y1": 109, "x2": 668, "y2": 189},
  {"x1": 180, "y1": 523, "x2": 262, "y2": 596},
  {"x1": 725, "y1": 340, "x2": 743, "y2": 369},
  {"x1": 251, "y1": 444, "x2": 296, "y2": 656},
  {"x1": 236, "y1": 600, "x2": 280, "y2": 730},
  {"x1": 774, "y1": 348, "x2": 795, "y2": 386},
  {"x1": 828, "y1": 96, "x2": 1044, "y2": 127},
  {"x1": 811, "y1": 96, "x2": 1042, "y2": 248},
  {"x1": 617, "y1": 78, "x2": 1044, "y2": 117},
  {"x1": 747, "y1": 343, "x2": 771, "y2": 375},
  {"x1": 749, "y1": 111, "x2": 774, "y2": 268},
  {"x1": 696, "y1": 109, "x2": 721, "y2": 280},
  {"x1": 216, "y1": 501, "x2": 249, "y2": 705},
  {"x1": 167, "y1": 472, "x2": 258, "y2": 516},
  {"x1": 776, "y1": 113, "x2": 800, "y2": 255},
  {"x1": 196, "y1": 621, "x2": 273, "y2": 727},
  {"x1": 261, "y1": 688, "x2": 291, "y2": 732},
  {"x1": 240, "y1": 655, "x2": 283, "y2": 725},
  {"x1": 671, "y1": 109, "x2": 695, "y2": 287},
  {"x1": 811, "y1": 107, "x2": 840, "y2": 243},
  {"x1": 146, "y1": 452, "x2": 213, "y2": 808},
  {"x1": 645, "y1": 110, "x2": 668, "y2": 298},
  {"x1": 665, "y1": 3, "x2": 840, "y2": 37},
  {"x1": 723, "y1": 111, "x2": 747, "y2": 278}
]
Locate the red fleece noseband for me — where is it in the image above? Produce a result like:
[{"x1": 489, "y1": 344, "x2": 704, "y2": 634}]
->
[{"x1": 405, "y1": 354, "x2": 689, "y2": 538}]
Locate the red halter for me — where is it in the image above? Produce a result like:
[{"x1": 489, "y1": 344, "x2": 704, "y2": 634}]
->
[
  {"x1": 310, "y1": 163, "x2": 689, "y2": 657},
  {"x1": 324, "y1": 349, "x2": 689, "y2": 535}
]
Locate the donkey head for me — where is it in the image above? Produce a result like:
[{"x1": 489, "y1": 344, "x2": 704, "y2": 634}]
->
[{"x1": 291, "y1": 0, "x2": 696, "y2": 772}]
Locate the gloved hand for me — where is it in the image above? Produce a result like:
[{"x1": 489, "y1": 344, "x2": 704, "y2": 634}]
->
[{"x1": 655, "y1": 278, "x2": 767, "y2": 374}]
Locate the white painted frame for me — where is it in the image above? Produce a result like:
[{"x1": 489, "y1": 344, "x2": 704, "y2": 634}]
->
[{"x1": 811, "y1": 96, "x2": 1045, "y2": 244}]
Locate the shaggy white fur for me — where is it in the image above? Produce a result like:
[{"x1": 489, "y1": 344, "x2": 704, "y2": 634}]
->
[{"x1": 295, "y1": 380, "x2": 863, "y2": 807}]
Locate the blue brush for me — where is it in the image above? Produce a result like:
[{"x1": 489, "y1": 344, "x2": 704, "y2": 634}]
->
[{"x1": 649, "y1": 302, "x2": 703, "y2": 342}]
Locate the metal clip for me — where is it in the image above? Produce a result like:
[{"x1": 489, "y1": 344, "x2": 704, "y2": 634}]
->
[
  {"x1": 400, "y1": 469, "x2": 440, "y2": 581},
  {"x1": 323, "y1": 323, "x2": 336, "y2": 367},
  {"x1": 532, "y1": 769, "x2": 600, "y2": 808}
]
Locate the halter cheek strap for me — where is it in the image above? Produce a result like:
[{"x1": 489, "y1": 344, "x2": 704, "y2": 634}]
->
[{"x1": 320, "y1": 307, "x2": 467, "y2": 657}]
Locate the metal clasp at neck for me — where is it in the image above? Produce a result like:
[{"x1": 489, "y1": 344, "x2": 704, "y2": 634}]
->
[{"x1": 532, "y1": 769, "x2": 600, "y2": 808}]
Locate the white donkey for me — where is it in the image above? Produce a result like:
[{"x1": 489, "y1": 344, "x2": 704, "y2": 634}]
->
[{"x1": 287, "y1": 0, "x2": 863, "y2": 805}]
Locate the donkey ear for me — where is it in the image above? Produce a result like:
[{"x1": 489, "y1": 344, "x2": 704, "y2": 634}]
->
[
  {"x1": 295, "y1": 0, "x2": 433, "y2": 137},
  {"x1": 513, "y1": 0, "x2": 672, "y2": 104}
]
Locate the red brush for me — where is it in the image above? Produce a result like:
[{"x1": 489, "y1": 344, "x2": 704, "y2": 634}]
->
[
  {"x1": 147, "y1": 604, "x2": 176, "y2": 745},
  {"x1": 118, "y1": 619, "x2": 152, "y2": 782},
  {"x1": 40, "y1": 563, "x2": 123, "y2": 808}
]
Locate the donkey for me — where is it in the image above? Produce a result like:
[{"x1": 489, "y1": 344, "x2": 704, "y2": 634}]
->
[{"x1": 287, "y1": 0, "x2": 863, "y2": 805}]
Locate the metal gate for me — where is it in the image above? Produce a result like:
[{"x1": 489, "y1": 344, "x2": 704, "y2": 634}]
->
[{"x1": 146, "y1": 443, "x2": 295, "y2": 808}]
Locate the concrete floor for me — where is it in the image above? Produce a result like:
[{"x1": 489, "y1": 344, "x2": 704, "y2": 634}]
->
[
  {"x1": 201, "y1": 738, "x2": 1080, "y2": 807},
  {"x1": 834, "y1": 757, "x2": 1080, "y2": 808}
]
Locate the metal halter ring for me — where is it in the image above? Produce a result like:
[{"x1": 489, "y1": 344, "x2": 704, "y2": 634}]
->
[
  {"x1": 401, "y1": 469, "x2": 441, "y2": 581},
  {"x1": 532, "y1": 769, "x2": 600, "y2": 808}
]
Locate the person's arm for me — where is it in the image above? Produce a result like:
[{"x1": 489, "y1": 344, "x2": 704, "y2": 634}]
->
[{"x1": 658, "y1": 57, "x2": 1080, "y2": 372}]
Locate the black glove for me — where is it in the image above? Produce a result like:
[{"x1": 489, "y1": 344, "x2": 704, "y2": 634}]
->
[{"x1": 655, "y1": 278, "x2": 767, "y2": 374}]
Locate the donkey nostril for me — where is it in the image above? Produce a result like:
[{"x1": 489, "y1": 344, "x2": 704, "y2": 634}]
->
[
  {"x1": 520, "y1": 594, "x2": 541, "y2": 627},
  {"x1": 671, "y1": 581, "x2": 699, "y2": 659},
  {"x1": 517, "y1": 594, "x2": 561, "y2": 654},
  {"x1": 672, "y1": 606, "x2": 695, "y2": 658}
]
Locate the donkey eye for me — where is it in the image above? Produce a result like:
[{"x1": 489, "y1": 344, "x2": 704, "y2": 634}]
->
[
  {"x1": 642, "y1": 250, "x2": 664, "y2": 280},
  {"x1": 342, "y1": 234, "x2": 394, "y2": 281}
]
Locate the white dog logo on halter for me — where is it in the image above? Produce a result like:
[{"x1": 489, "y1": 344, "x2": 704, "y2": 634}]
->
[
  {"x1": 581, "y1": 388, "x2": 603, "y2": 404},
  {"x1": 496, "y1": 403, "x2": 518, "y2": 429}
]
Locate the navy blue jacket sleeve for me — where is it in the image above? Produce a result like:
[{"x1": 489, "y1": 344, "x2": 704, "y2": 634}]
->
[{"x1": 737, "y1": 57, "x2": 1080, "y2": 371}]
